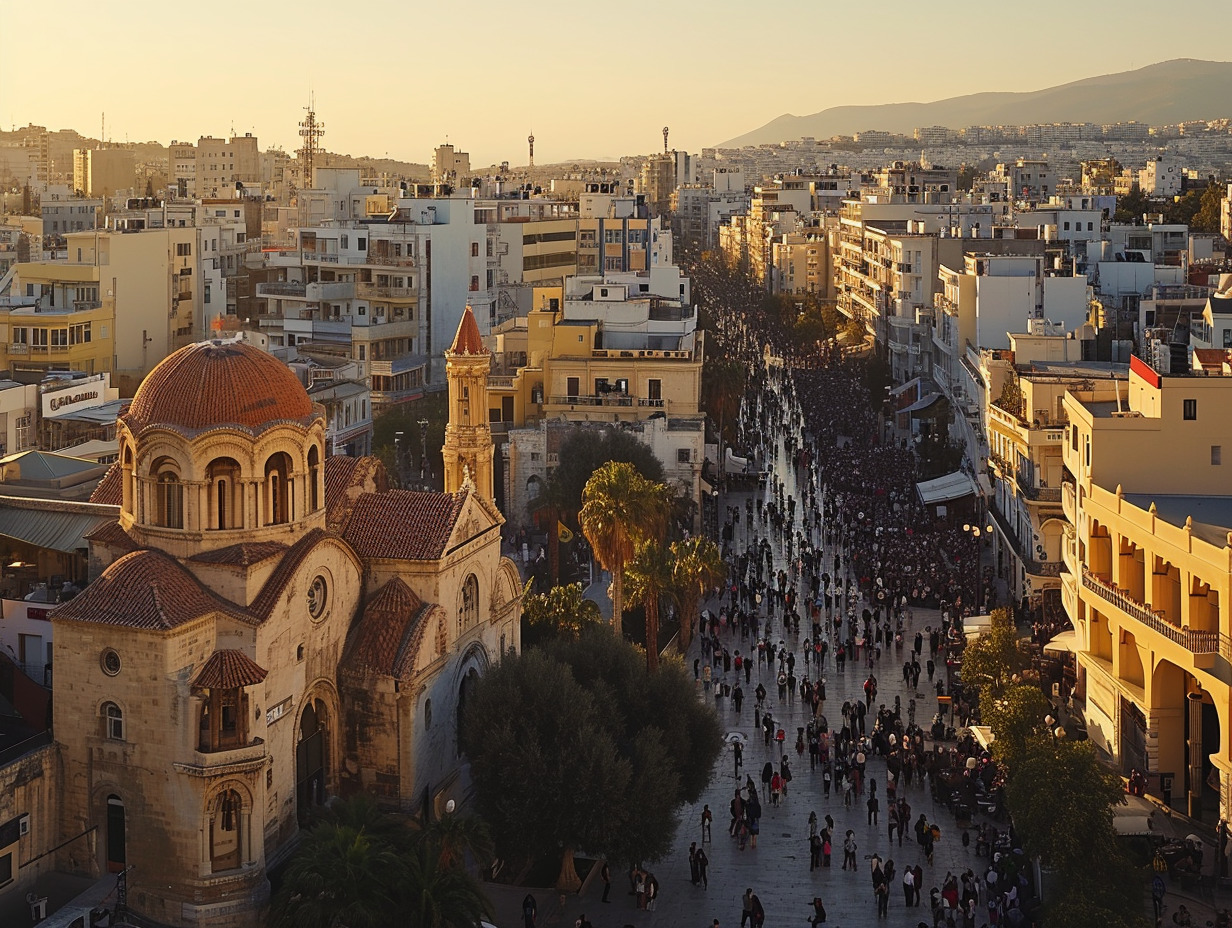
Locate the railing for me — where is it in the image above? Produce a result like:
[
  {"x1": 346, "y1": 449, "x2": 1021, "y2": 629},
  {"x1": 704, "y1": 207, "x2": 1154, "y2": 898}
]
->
[
  {"x1": 638, "y1": 398, "x2": 665, "y2": 408},
  {"x1": 988, "y1": 451, "x2": 1013, "y2": 474},
  {"x1": 357, "y1": 284, "x2": 416, "y2": 300},
  {"x1": 487, "y1": 375, "x2": 515, "y2": 389},
  {"x1": 258, "y1": 282, "x2": 307, "y2": 297},
  {"x1": 363, "y1": 254, "x2": 416, "y2": 268},
  {"x1": 548, "y1": 394, "x2": 634, "y2": 407},
  {"x1": 1017, "y1": 471, "x2": 1062, "y2": 503},
  {"x1": 1081, "y1": 569, "x2": 1225, "y2": 656}
]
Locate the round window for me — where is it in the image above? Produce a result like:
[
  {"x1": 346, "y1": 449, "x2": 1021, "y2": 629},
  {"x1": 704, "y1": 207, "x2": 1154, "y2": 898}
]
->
[
  {"x1": 307, "y1": 575, "x2": 329, "y2": 619},
  {"x1": 101, "y1": 649, "x2": 122, "y2": 676}
]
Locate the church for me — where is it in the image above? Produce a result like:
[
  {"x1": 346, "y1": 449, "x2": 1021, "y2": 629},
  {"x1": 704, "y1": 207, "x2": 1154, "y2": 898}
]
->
[{"x1": 48, "y1": 307, "x2": 522, "y2": 927}]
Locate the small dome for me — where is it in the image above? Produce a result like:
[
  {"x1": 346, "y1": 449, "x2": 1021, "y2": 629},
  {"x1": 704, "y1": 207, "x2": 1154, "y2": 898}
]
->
[{"x1": 124, "y1": 340, "x2": 315, "y2": 434}]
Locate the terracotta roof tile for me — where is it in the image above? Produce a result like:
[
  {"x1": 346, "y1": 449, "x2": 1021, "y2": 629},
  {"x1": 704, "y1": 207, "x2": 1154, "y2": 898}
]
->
[
  {"x1": 343, "y1": 489, "x2": 467, "y2": 560},
  {"x1": 248, "y1": 528, "x2": 328, "y2": 620},
  {"x1": 84, "y1": 520, "x2": 141, "y2": 554},
  {"x1": 90, "y1": 462, "x2": 123, "y2": 505},
  {"x1": 122, "y1": 340, "x2": 317, "y2": 436},
  {"x1": 191, "y1": 649, "x2": 268, "y2": 689},
  {"x1": 189, "y1": 541, "x2": 288, "y2": 567},
  {"x1": 344, "y1": 578, "x2": 429, "y2": 678},
  {"x1": 324, "y1": 455, "x2": 389, "y2": 534},
  {"x1": 51, "y1": 549, "x2": 254, "y2": 630},
  {"x1": 448, "y1": 306, "x2": 488, "y2": 356}
]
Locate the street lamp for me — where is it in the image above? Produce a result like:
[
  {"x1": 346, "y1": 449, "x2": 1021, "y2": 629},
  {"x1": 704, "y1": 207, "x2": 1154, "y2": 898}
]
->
[
  {"x1": 394, "y1": 431, "x2": 404, "y2": 487},
  {"x1": 417, "y1": 417, "x2": 430, "y2": 489},
  {"x1": 1044, "y1": 714, "x2": 1066, "y2": 740},
  {"x1": 962, "y1": 522, "x2": 994, "y2": 611}
]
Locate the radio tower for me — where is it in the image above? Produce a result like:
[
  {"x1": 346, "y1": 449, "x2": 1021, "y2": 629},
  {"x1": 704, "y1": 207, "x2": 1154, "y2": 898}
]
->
[
  {"x1": 663, "y1": 126, "x2": 669, "y2": 154},
  {"x1": 528, "y1": 133, "x2": 534, "y2": 168},
  {"x1": 298, "y1": 95, "x2": 325, "y2": 190}
]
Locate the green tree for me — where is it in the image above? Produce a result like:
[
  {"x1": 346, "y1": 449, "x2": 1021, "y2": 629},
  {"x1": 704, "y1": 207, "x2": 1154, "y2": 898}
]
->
[
  {"x1": 1006, "y1": 737, "x2": 1145, "y2": 927},
  {"x1": 625, "y1": 540, "x2": 677, "y2": 671},
  {"x1": 1193, "y1": 179, "x2": 1226, "y2": 234},
  {"x1": 521, "y1": 581, "x2": 602, "y2": 648},
  {"x1": 401, "y1": 827, "x2": 494, "y2": 928},
  {"x1": 958, "y1": 607, "x2": 1029, "y2": 699},
  {"x1": 670, "y1": 536, "x2": 725, "y2": 650},
  {"x1": 579, "y1": 462, "x2": 668, "y2": 635},
  {"x1": 702, "y1": 357, "x2": 746, "y2": 451},
  {"x1": 462, "y1": 632, "x2": 721, "y2": 892},
  {"x1": 980, "y1": 682, "x2": 1050, "y2": 772},
  {"x1": 1114, "y1": 187, "x2": 1153, "y2": 224}
]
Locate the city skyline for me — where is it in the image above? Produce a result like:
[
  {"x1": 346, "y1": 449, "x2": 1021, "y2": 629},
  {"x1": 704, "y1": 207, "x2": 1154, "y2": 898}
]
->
[{"x1": 3, "y1": 0, "x2": 1231, "y2": 166}]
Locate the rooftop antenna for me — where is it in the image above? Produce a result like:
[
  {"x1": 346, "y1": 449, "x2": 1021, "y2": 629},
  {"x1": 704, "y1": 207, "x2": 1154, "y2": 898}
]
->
[
  {"x1": 663, "y1": 126, "x2": 669, "y2": 154},
  {"x1": 528, "y1": 133, "x2": 534, "y2": 169},
  {"x1": 298, "y1": 93, "x2": 325, "y2": 190}
]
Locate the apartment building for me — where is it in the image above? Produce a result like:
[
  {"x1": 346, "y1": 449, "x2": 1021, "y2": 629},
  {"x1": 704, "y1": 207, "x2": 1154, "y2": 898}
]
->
[
  {"x1": 71, "y1": 148, "x2": 135, "y2": 197},
  {"x1": 432, "y1": 143, "x2": 471, "y2": 184},
  {"x1": 1061, "y1": 349, "x2": 1232, "y2": 821},
  {"x1": 40, "y1": 195, "x2": 102, "y2": 238},
  {"x1": 0, "y1": 290, "x2": 115, "y2": 378},
  {"x1": 640, "y1": 153, "x2": 676, "y2": 218},
  {"x1": 195, "y1": 134, "x2": 260, "y2": 198},
  {"x1": 168, "y1": 140, "x2": 197, "y2": 196},
  {"x1": 1138, "y1": 156, "x2": 1184, "y2": 197},
  {"x1": 982, "y1": 331, "x2": 1126, "y2": 610},
  {"x1": 992, "y1": 159, "x2": 1055, "y2": 204},
  {"x1": 770, "y1": 229, "x2": 832, "y2": 297}
]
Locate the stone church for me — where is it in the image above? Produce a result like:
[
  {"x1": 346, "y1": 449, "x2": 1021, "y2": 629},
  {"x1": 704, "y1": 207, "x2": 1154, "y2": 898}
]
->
[{"x1": 48, "y1": 307, "x2": 521, "y2": 927}]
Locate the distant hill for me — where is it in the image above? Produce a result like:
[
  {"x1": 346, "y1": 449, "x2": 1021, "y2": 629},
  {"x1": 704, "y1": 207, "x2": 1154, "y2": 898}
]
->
[{"x1": 717, "y1": 59, "x2": 1232, "y2": 148}]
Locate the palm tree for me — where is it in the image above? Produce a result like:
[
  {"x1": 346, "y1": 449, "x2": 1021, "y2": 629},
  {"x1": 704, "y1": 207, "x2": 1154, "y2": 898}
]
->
[
  {"x1": 580, "y1": 461, "x2": 664, "y2": 636},
  {"x1": 270, "y1": 822, "x2": 404, "y2": 928},
  {"x1": 419, "y1": 811, "x2": 493, "y2": 871},
  {"x1": 670, "y1": 537, "x2": 726, "y2": 651},
  {"x1": 626, "y1": 540, "x2": 676, "y2": 672},
  {"x1": 400, "y1": 832, "x2": 494, "y2": 928}
]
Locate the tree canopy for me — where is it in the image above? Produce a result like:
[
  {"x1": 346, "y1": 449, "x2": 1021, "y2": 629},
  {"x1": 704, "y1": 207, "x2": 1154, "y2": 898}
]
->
[
  {"x1": 958, "y1": 607, "x2": 1029, "y2": 699},
  {"x1": 521, "y1": 581, "x2": 602, "y2": 648},
  {"x1": 534, "y1": 427, "x2": 664, "y2": 523},
  {"x1": 460, "y1": 629, "x2": 722, "y2": 891},
  {"x1": 269, "y1": 795, "x2": 492, "y2": 928}
]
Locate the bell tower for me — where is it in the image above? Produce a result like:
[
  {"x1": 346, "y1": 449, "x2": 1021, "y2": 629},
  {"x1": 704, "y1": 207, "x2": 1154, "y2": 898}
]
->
[{"x1": 442, "y1": 306, "x2": 494, "y2": 500}]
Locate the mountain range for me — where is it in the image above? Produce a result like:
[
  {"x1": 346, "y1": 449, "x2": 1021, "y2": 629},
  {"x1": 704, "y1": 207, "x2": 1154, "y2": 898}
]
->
[{"x1": 717, "y1": 59, "x2": 1232, "y2": 149}]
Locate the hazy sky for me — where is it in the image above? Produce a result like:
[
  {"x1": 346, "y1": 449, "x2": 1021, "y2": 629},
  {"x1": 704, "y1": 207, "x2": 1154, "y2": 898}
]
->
[{"x1": 2, "y1": 0, "x2": 1229, "y2": 166}]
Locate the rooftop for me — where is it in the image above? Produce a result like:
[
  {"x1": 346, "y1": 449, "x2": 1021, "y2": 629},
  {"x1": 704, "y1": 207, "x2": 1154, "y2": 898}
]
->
[{"x1": 1123, "y1": 493, "x2": 1232, "y2": 548}]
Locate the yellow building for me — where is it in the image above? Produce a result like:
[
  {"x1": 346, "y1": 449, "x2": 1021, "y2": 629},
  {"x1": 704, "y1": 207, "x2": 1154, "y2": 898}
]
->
[
  {"x1": 72, "y1": 148, "x2": 136, "y2": 197},
  {"x1": 1062, "y1": 351, "x2": 1232, "y2": 822},
  {"x1": 0, "y1": 265, "x2": 115, "y2": 376}
]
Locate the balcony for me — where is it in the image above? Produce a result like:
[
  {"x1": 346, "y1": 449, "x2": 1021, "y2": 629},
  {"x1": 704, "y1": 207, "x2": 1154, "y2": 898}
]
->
[
  {"x1": 357, "y1": 284, "x2": 416, "y2": 301},
  {"x1": 258, "y1": 281, "x2": 306, "y2": 298},
  {"x1": 1016, "y1": 471, "x2": 1062, "y2": 503},
  {"x1": 364, "y1": 253, "x2": 416, "y2": 268},
  {"x1": 1081, "y1": 569, "x2": 1226, "y2": 659},
  {"x1": 548, "y1": 394, "x2": 634, "y2": 408},
  {"x1": 173, "y1": 738, "x2": 267, "y2": 777}
]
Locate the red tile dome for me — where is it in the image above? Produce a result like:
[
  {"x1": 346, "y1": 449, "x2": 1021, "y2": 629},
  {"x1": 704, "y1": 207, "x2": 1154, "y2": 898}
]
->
[{"x1": 124, "y1": 340, "x2": 316, "y2": 434}]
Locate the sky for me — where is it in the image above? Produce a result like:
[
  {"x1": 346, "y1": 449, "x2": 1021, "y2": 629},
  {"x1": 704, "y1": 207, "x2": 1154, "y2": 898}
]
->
[{"x1": 2, "y1": 0, "x2": 1230, "y2": 167}]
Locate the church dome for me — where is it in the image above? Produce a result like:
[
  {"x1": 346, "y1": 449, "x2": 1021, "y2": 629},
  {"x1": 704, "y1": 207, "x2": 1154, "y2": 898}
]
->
[{"x1": 124, "y1": 340, "x2": 316, "y2": 434}]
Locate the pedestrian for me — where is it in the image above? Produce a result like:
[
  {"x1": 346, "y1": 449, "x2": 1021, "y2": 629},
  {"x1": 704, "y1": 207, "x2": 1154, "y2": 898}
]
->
[
  {"x1": 689, "y1": 843, "x2": 700, "y2": 885},
  {"x1": 741, "y1": 888, "x2": 755, "y2": 928},
  {"x1": 751, "y1": 892, "x2": 765, "y2": 928},
  {"x1": 867, "y1": 793, "x2": 880, "y2": 826},
  {"x1": 522, "y1": 893, "x2": 537, "y2": 928},
  {"x1": 810, "y1": 831, "x2": 822, "y2": 871},
  {"x1": 733, "y1": 741, "x2": 743, "y2": 776},
  {"x1": 842, "y1": 830, "x2": 857, "y2": 870},
  {"x1": 810, "y1": 896, "x2": 827, "y2": 926},
  {"x1": 875, "y1": 874, "x2": 889, "y2": 917},
  {"x1": 701, "y1": 804, "x2": 712, "y2": 841},
  {"x1": 902, "y1": 866, "x2": 914, "y2": 906},
  {"x1": 822, "y1": 832, "x2": 832, "y2": 868},
  {"x1": 696, "y1": 845, "x2": 709, "y2": 888},
  {"x1": 635, "y1": 869, "x2": 646, "y2": 909},
  {"x1": 601, "y1": 861, "x2": 611, "y2": 903}
]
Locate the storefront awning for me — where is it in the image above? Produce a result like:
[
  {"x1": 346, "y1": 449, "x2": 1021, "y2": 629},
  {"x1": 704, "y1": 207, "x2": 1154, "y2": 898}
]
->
[
  {"x1": 902, "y1": 392, "x2": 942, "y2": 414},
  {"x1": 916, "y1": 471, "x2": 978, "y2": 505},
  {"x1": 890, "y1": 377, "x2": 921, "y2": 397},
  {"x1": 1043, "y1": 630, "x2": 1078, "y2": 654},
  {"x1": 0, "y1": 501, "x2": 115, "y2": 553}
]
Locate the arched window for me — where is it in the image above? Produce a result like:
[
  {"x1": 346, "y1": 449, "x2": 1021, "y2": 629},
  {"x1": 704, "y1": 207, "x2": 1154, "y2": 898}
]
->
[
  {"x1": 308, "y1": 445, "x2": 321, "y2": 512},
  {"x1": 155, "y1": 471, "x2": 184, "y2": 528},
  {"x1": 102, "y1": 701, "x2": 124, "y2": 740},
  {"x1": 121, "y1": 445, "x2": 134, "y2": 515},
  {"x1": 457, "y1": 574, "x2": 479, "y2": 635},
  {"x1": 264, "y1": 452, "x2": 292, "y2": 525},
  {"x1": 207, "y1": 457, "x2": 242, "y2": 530},
  {"x1": 210, "y1": 789, "x2": 243, "y2": 872}
]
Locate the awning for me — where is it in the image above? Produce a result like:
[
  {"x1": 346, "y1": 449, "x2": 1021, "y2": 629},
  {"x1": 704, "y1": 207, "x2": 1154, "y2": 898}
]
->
[
  {"x1": 902, "y1": 392, "x2": 942, "y2": 414},
  {"x1": 916, "y1": 471, "x2": 978, "y2": 505},
  {"x1": 890, "y1": 376, "x2": 921, "y2": 397},
  {"x1": 1043, "y1": 630, "x2": 1078, "y2": 654},
  {"x1": 0, "y1": 504, "x2": 113, "y2": 553},
  {"x1": 1114, "y1": 794, "x2": 1179, "y2": 839},
  {"x1": 963, "y1": 614, "x2": 994, "y2": 640}
]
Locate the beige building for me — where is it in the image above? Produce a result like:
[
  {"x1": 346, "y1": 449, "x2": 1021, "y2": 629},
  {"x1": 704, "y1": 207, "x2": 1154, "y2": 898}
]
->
[
  {"x1": 196, "y1": 135, "x2": 261, "y2": 199},
  {"x1": 1062, "y1": 351, "x2": 1232, "y2": 822},
  {"x1": 50, "y1": 317, "x2": 521, "y2": 927},
  {"x1": 72, "y1": 148, "x2": 136, "y2": 197}
]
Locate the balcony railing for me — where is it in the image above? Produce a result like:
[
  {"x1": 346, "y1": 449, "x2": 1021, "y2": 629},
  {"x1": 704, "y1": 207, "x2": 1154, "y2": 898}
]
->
[
  {"x1": 548, "y1": 394, "x2": 634, "y2": 407},
  {"x1": 1081, "y1": 569, "x2": 1225, "y2": 657},
  {"x1": 1016, "y1": 472, "x2": 1062, "y2": 503}
]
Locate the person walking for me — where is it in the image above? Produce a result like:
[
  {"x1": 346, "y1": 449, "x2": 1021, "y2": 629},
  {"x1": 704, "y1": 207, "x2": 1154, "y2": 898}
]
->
[
  {"x1": 902, "y1": 866, "x2": 914, "y2": 906},
  {"x1": 867, "y1": 793, "x2": 879, "y2": 826},
  {"x1": 842, "y1": 830, "x2": 857, "y2": 871},
  {"x1": 701, "y1": 804, "x2": 712, "y2": 842},
  {"x1": 810, "y1": 831, "x2": 822, "y2": 871},
  {"x1": 740, "y1": 889, "x2": 755, "y2": 928},
  {"x1": 696, "y1": 846, "x2": 709, "y2": 888},
  {"x1": 522, "y1": 893, "x2": 537, "y2": 928},
  {"x1": 689, "y1": 843, "x2": 700, "y2": 885},
  {"x1": 601, "y1": 861, "x2": 611, "y2": 903}
]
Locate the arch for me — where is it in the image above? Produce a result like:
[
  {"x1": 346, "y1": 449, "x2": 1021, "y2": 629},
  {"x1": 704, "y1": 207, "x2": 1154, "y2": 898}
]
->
[
  {"x1": 526, "y1": 474, "x2": 543, "y2": 502},
  {"x1": 106, "y1": 794, "x2": 126, "y2": 873},
  {"x1": 308, "y1": 444, "x2": 321, "y2": 513},
  {"x1": 121, "y1": 443, "x2": 135, "y2": 515},
  {"x1": 296, "y1": 688, "x2": 337, "y2": 822},
  {"x1": 457, "y1": 573, "x2": 479, "y2": 636},
  {"x1": 264, "y1": 452, "x2": 293, "y2": 525},
  {"x1": 151, "y1": 455, "x2": 184, "y2": 528},
  {"x1": 208, "y1": 787, "x2": 246, "y2": 872},
  {"x1": 456, "y1": 667, "x2": 480, "y2": 755},
  {"x1": 101, "y1": 701, "x2": 125, "y2": 741},
  {"x1": 206, "y1": 456, "x2": 243, "y2": 530}
]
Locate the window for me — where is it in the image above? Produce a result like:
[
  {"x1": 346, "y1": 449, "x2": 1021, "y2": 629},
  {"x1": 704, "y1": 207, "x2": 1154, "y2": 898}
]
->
[
  {"x1": 648, "y1": 379, "x2": 662, "y2": 401},
  {"x1": 471, "y1": 242, "x2": 479, "y2": 257},
  {"x1": 175, "y1": 242, "x2": 192, "y2": 256},
  {"x1": 156, "y1": 471, "x2": 184, "y2": 528},
  {"x1": 469, "y1": 275, "x2": 479, "y2": 292},
  {"x1": 457, "y1": 574, "x2": 479, "y2": 635},
  {"x1": 1184, "y1": 399, "x2": 1197, "y2": 420},
  {"x1": 103, "y1": 702, "x2": 124, "y2": 740},
  {"x1": 1214, "y1": 446, "x2": 1222, "y2": 466},
  {"x1": 677, "y1": 448, "x2": 692, "y2": 463},
  {"x1": 1071, "y1": 425, "x2": 1077, "y2": 452},
  {"x1": 0, "y1": 852, "x2": 10, "y2": 886}
]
